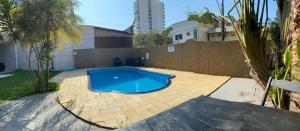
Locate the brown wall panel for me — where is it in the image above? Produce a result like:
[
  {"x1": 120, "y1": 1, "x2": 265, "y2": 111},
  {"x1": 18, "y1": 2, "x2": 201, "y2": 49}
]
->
[
  {"x1": 74, "y1": 48, "x2": 135, "y2": 68},
  {"x1": 95, "y1": 37, "x2": 133, "y2": 48},
  {"x1": 137, "y1": 40, "x2": 250, "y2": 77},
  {"x1": 74, "y1": 40, "x2": 250, "y2": 77}
]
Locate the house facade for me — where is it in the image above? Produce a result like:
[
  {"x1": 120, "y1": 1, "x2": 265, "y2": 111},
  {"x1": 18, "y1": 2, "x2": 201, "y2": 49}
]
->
[
  {"x1": 133, "y1": 0, "x2": 165, "y2": 34},
  {"x1": 171, "y1": 21, "x2": 212, "y2": 44},
  {"x1": 0, "y1": 25, "x2": 133, "y2": 73},
  {"x1": 171, "y1": 20, "x2": 212, "y2": 44},
  {"x1": 170, "y1": 20, "x2": 238, "y2": 44}
]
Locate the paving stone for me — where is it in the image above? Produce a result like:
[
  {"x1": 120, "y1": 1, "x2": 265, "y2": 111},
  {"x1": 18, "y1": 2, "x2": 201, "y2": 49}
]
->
[{"x1": 50, "y1": 68, "x2": 230, "y2": 128}]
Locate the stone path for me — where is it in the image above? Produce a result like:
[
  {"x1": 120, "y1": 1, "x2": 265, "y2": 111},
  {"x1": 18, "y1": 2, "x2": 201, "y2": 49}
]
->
[
  {"x1": 0, "y1": 92, "x2": 105, "y2": 131},
  {"x1": 51, "y1": 68, "x2": 230, "y2": 128}
]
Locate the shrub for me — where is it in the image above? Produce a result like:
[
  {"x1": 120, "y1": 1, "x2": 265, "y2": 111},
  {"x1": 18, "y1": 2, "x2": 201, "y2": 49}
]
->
[{"x1": 48, "y1": 82, "x2": 60, "y2": 91}]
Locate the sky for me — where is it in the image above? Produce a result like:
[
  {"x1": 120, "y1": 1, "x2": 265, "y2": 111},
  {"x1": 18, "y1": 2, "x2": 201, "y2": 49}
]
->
[{"x1": 75, "y1": 0, "x2": 278, "y2": 31}]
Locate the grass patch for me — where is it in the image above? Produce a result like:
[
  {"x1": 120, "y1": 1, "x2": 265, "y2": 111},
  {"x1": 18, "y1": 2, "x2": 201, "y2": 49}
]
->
[{"x1": 0, "y1": 70, "x2": 61, "y2": 104}]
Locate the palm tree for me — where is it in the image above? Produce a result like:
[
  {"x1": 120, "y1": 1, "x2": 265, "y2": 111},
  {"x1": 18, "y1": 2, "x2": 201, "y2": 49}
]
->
[
  {"x1": 269, "y1": 0, "x2": 292, "y2": 110},
  {"x1": 229, "y1": 0, "x2": 300, "y2": 110},
  {"x1": 23, "y1": 0, "x2": 82, "y2": 90},
  {"x1": 290, "y1": 0, "x2": 300, "y2": 112},
  {"x1": 0, "y1": 0, "x2": 21, "y2": 43},
  {"x1": 36, "y1": 0, "x2": 82, "y2": 88},
  {"x1": 0, "y1": 0, "x2": 81, "y2": 91},
  {"x1": 228, "y1": 0, "x2": 272, "y2": 87}
]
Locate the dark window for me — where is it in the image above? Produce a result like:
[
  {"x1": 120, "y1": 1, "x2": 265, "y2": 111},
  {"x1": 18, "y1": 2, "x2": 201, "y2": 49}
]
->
[
  {"x1": 187, "y1": 32, "x2": 190, "y2": 36},
  {"x1": 175, "y1": 34, "x2": 183, "y2": 40},
  {"x1": 193, "y1": 29, "x2": 198, "y2": 40}
]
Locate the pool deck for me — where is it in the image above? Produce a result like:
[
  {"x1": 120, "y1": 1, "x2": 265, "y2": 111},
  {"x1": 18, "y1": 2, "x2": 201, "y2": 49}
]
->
[{"x1": 50, "y1": 67, "x2": 230, "y2": 128}]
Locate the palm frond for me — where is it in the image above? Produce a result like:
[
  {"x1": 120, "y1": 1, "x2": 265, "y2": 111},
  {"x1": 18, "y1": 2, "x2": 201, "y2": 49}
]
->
[
  {"x1": 228, "y1": 0, "x2": 272, "y2": 86},
  {"x1": 0, "y1": 0, "x2": 21, "y2": 42}
]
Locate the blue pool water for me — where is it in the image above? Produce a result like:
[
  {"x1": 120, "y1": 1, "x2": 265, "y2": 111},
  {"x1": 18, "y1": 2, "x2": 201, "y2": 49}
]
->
[{"x1": 87, "y1": 67, "x2": 174, "y2": 94}]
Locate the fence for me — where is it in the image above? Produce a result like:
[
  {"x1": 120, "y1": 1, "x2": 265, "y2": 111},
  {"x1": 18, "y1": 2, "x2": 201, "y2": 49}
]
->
[
  {"x1": 74, "y1": 48, "x2": 135, "y2": 68},
  {"x1": 74, "y1": 40, "x2": 250, "y2": 77},
  {"x1": 137, "y1": 40, "x2": 249, "y2": 77}
]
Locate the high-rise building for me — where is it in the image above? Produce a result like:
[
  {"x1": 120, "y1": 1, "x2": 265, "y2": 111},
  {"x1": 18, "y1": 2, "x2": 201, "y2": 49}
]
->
[{"x1": 133, "y1": 0, "x2": 165, "y2": 34}]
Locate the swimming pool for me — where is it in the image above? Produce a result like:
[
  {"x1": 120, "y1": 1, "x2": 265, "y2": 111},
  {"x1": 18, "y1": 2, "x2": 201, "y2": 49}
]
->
[{"x1": 87, "y1": 67, "x2": 174, "y2": 94}]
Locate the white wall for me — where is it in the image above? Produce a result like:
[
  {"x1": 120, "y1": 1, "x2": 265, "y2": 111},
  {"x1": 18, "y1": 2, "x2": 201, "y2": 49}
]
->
[
  {"x1": 208, "y1": 32, "x2": 238, "y2": 41},
  {"x1": 0, "y1": 44, "x2": 16, "y2": 73},
  {"x1": 171, "y1": 21, "x2": 211, "y2": 44},
  {"x1": 16, "y1": 25, "x2": 95, "y2": 71},
  {"x1": 52, "y1": 25, "x2": 95, "y2": 70}
]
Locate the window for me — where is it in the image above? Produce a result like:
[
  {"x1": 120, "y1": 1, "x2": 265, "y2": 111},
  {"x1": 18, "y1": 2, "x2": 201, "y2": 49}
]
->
[
  {"x1": 211, "y1": 34, "x2": 215, "y2": 37},
  {"x1": 193, "y1": 29, "x2": 198, "y2": 40},
  {"x1": 187, "y1": 32, "x2": 190, "y2": 36},
  {"x1": 175, "y1": 34, "x2": 183, "y2": 40},
  {"x1": 231, "y1": 33, "x2": 236, "y2": 36}
]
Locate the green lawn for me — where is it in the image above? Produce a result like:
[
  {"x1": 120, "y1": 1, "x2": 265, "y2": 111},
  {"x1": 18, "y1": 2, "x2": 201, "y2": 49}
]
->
[{"x1": 0, "y1": 70, "x2": 60, "y2": 104}]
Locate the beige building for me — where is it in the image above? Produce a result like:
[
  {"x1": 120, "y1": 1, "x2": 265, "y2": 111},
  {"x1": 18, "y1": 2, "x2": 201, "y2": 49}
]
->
[{"x1": 170, "y1": 20, "x2": 212, "y2": 44}]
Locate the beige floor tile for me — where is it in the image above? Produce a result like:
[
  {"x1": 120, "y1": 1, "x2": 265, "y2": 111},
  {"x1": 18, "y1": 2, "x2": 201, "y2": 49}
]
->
[{"x1": 51, "y1": 68, "x2": 230, "y2": 128}]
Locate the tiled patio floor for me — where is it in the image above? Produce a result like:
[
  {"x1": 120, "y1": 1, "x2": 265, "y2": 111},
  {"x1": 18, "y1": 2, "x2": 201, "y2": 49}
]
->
[{"x1": 50, "y1": 68, "x2": 230, "y2": 128}]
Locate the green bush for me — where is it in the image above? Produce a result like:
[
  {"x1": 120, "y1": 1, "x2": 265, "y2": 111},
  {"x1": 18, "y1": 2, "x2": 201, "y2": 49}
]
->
[{"x1": 48, "y1": 82, "x2": 60, "y2": 91}]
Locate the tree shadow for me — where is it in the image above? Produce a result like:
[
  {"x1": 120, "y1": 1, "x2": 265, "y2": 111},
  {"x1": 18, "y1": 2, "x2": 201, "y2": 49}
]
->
[{"x1": 0, "y1": 92, "x2": 107, "y2": 131}]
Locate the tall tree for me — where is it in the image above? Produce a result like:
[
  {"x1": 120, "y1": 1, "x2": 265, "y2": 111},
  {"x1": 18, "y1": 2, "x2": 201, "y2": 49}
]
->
[
  {"x1": 187, "y1": 9, "x2": 216, "y2": 25},
  {"x1": 36, "y1": 0, "x2": 82, "y2": 88},
  {"x1": 134, "y1": 27, "x2": 172, "y2": 48},
  {"x1": 0, "y1": 0, "x2": 81, "y2": 92}
]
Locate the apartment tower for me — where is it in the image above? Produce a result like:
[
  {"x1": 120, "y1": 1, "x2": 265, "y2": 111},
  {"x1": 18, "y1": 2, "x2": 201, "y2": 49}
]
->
[{"x1": 133, "y1": 0, "x2": 165, "y2": 34}]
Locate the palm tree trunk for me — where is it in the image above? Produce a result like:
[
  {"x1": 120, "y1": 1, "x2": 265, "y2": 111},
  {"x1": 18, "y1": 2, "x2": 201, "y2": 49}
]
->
[
  {"x1": 45, "y1": 55, "x2": 50, "y2": 89},
  {"x1": 27, "y1": 46, "x2": 38, "y2": 89},
  {"x1": 45, "y1": 36, "x2": 51, "y2": 89},
  {"x1": 290, "y1": 0, "x2": 300, "y2": 112},
  {"x1": 33, "y1": 44, "x2": 44, "y2": 92}
]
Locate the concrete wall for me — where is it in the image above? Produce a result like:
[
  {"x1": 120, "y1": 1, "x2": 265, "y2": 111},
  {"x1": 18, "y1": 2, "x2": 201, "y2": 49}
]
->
[
  {"x1": 0, "y1": 44, "x2": 16, "y2": 73},
  {"x1": 208, "y1": 32, "x2": 238, "y2": 41},
  {"x1": 16, "y1": 25, "x2": 95, "y2": 71},
  {"x1": 74, "y1": 48, "x2": 135, "y2": 68},
  {"x1": 52, "y1": 25, "x2": 95, "y2": 70},
  {"x1": 74, "y1": 40, "x2": 250, "y2": 77},
  {"x1": 137, "y1": 40, "x2": 250, "y2": 77}
]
